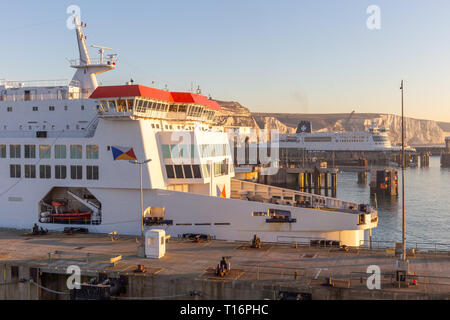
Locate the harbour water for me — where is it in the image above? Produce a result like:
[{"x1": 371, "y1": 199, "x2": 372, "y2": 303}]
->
[{"x1": 336, "y1": 156, "x2": 450, "y2": 245}]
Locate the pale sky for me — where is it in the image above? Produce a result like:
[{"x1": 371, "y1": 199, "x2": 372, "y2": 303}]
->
[{"x1": 1, "y1": 0, "x2": 450, "y2": 122}]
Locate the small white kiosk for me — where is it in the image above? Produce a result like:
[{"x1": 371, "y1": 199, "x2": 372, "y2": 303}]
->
[{"x1": 144, "y1": 229, "x2": 166, "y2": 259}]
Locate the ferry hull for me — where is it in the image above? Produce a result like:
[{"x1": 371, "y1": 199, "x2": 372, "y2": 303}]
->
[{"x1": 1, "y1": 187, "x2": 374, "y2": 247}]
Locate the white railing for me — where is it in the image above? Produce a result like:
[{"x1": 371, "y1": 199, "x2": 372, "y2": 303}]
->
[
  {"x1": 231, "y1": 178, "x2": 368, "y2": 214},
  {"x1": 69, "y1": 58, "x2": 116, "y2": 66},
  {"x1": 0, "y1": 92, "x2": 90, "y2": 102},
  {"x1": 0, "y1": 129, "x2": 94, "y2": 139},
  {"x1": 0, "y1": 79, "x2": 71, "y2": 88}
]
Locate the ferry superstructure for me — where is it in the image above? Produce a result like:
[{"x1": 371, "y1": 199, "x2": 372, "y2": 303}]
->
[{"x1": 0, "y1": 17, "x2": 377, "y2": 246}]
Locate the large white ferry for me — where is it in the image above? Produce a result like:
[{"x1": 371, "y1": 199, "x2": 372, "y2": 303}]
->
[
  {"x1": 0, "y1": 17, "x2": 377, "y2": 246},
  {"x1": 280, "y1": 122, "x2": 414, "y2": 152}
]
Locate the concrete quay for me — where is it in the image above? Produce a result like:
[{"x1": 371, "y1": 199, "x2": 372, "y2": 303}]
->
[{"x1": 0, "y1": 228, "x2": 449, "y2": 300}]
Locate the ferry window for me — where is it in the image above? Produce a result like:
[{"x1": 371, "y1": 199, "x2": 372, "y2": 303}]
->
[
  {"x1": 0, "y1": 145, "x2": 6, "y2": 158},
  {"x1": 54, "y1": 145, "x2": 66, "y2": 159},
  {"x1": 24, "y1": 145, "x2": 36, "y2": 159},
  {"x1": 137, "y1": 99, "x2": 144, "y2": 112},
  {"x1": 49, "y1": 106, "x2": 55, "y2": 111},
  {"x1": 192, "y1": 165, "x2": 202, "y2": 178},
  {"x1": 178, "y1": 144, "x2": 189, "y2": 158},
  {"x1": 70, "y1": 145, "x2": 82, "y2": 159},
  {"x1": 64, "y1": 106, "x2": 68, "y2": 111},
  {"x1": 178, "y1": 105, "x2": 187, "y2": 113},
  {"x1": 10, "y1": 165, "x2": 21, "y2": 178},
  {"x1": 32, "y1": 106, "x2": 38, "y2": 111},
  {"x1": 66, "y1": 125, "x2": 70, "y2": 130},
  {"x1": 39, "y1": 145, "x2": 51, "y2": 159},
  {"x1": 191, "y1": 145, "x2": 196, "y2": 158},
  {"x1": 24, "y1": 165, "x2": 36, "y2": 179},
  {"x1": 126, "y1": 99, "x2": 134, "y2": 108},
  {"x1": 201, "y1": 164, "x2": 210, "y2": 178},
  {"x1": 170, "y1": 145, "x2": 179, "y2": 158},
  {"x1": 162, "y1": 145, "x2": 171, "y2": 159},
  {"x1": 10, "y1": 145, "x2": 20, "y2": 158},
  {"x1": 143, "y1": 100, "x2": 149, "y2": 112},
  {"x1": 55, "y1": 165, "x2": 67, "y2": 179},
  {"x1": 165, "y1": 165, "x2": 175, "y2": 179},
  {"x1": 169, "y1": 105, "x2": 178, "y2": 112},
  {"x1": 117, "y1": 99, "x2": 126, "y2": 112},
  {"x1": 86, "y1": 165, "x2": 99, "y2": 180},
  {"x1": 222, "y1": 160, "x2": 229, "y2": 175},
  {"x1": 214, "y1": 163, "x2": 222, "y2": 176},
  {"x1": 108, "y1": 101, "x2": 116, "y2": 110},
  {"x1": 70, "y1": 165, "x2": 82, "y2": 180},
  {"x1": 183, "y1": 165, "x2": 193, "y2": 179},
  {"x1": 86, "y1": 145, "x2": 99, "y2": 159},
  {"x1": 39, "y1": 165, "x2": 51, "y2": 179},
  {"x1": 81, "y1": 105, "x2": 85, "y2": 111},
  {"x1": 214, "y1": 144, "x2": 222, "y2": 156},
  {"x1": 223, "y1": 144, "x2": 229, "y2": 156},
  {"x1": 7, "y1": 107, "x2": 12, "y2": 112},
  {"x1": 174, "y1": 165, "x2": 184, "y2": 178}
]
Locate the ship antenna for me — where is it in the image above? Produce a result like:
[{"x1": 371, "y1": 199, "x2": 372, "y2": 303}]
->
[
  {"x1": 74, "y1": 15, "x2": 91, "y2": 65},
  {"x1": 70, "y1": 14, "x2": 117, "y2": 96},
  {"x1": 91, "y1": 45, "x2": 113, "y2": 64}
]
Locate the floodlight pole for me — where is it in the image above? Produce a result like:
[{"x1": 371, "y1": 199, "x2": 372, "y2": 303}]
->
[
  {"x1": 129, "y1": 159, "x2": 152, "y2": 240},
  {"x1": 400, "y1": 80, "x2": 406, "y2": 261}
]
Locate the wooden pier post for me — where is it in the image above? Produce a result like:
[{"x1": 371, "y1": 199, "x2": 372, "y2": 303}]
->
[
  {"x1": 314, "y1": 171, "x2": 321, "y2": 195},
  {"x1": 298, "y1": 172, "x2": 305, "y2": 191},
  {"x1": 307, "y1": 172, "x2": 313, "y2": 193},
  {"x1": 357, "y1": 172, "x2": 368, "y2": 184},
  {"x1": 331, "y1": 173, "x2": 337, "y2": 198}
]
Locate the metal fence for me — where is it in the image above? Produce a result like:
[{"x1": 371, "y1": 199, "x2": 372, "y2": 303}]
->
[{"x1": 359, "y1": 239, "x2": 450, "y2": 254}]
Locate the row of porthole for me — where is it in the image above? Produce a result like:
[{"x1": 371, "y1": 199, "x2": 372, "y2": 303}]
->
[
  {"x1": 6, "y1": 105, "x2": 94, "y2": 112},
  {"x1": 4, "y1": 124, "x2": 84, "y2": 131},
  {"x1": 150, "y1": 123, "x2": 194, "y2": 130},
  {"x1": 149, "y1": 123, "x2": 212, "y2": 131}
]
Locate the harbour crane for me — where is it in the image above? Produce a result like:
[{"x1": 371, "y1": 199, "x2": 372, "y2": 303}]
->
[{"x1": 343, "y1": 110, "x2": 355, "y2": 130}]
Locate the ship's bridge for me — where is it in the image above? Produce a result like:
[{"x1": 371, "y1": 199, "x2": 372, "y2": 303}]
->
[{"x1": 90, "y1": 85, "x2": 220, "y2": 122}]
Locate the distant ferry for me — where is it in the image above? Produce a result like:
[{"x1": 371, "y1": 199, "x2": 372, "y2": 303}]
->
[{"x1": 280, "y1": 121, "x2": 415, "y2": 152}]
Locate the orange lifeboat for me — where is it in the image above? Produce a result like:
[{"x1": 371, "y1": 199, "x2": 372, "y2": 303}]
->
[{"x1": 52, "y1": 201, "x2": 66, "y2": 207}]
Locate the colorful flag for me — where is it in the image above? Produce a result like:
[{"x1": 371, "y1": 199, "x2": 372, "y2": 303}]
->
[
  {"x1": 216, "y1": 185, "x2": 226, "y2": 198},
  {"x1": 111, "y1": 146, "x2": 137, "y2": 161}
]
